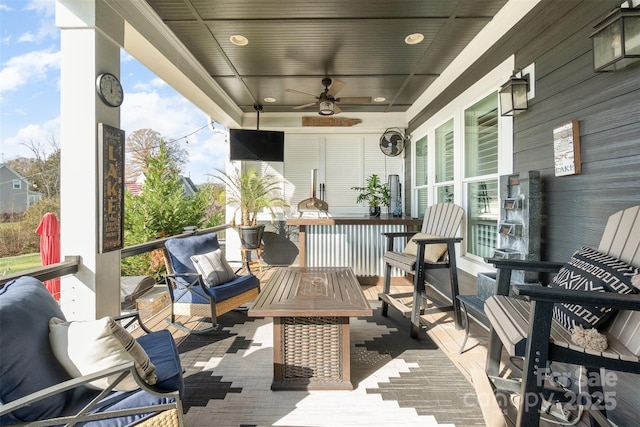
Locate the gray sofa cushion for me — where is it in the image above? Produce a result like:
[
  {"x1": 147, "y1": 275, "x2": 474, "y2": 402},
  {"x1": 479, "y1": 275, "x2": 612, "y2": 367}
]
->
[{"x1": 0, "y1": 276, "x2": 72, "y2": 422}]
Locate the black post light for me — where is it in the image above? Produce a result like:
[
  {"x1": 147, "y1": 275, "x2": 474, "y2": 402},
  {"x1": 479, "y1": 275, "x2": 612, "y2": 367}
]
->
[
  {"x1": 499, "y1": 69, "x2": 529, "y2": 117},
  {"x1": 591, "y1": 4, "x2": 640, "y2": 72}
]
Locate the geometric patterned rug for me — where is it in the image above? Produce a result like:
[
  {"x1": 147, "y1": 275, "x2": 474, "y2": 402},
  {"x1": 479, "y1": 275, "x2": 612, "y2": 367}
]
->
[{"x1": 178, "y1": 302, "x2": 484, "y2": 427}]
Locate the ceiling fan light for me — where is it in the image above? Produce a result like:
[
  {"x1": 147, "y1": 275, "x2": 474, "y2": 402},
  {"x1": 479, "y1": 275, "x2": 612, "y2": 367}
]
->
[{"x1": 319, "y1": 99, "x2": 335, "y2": 115}]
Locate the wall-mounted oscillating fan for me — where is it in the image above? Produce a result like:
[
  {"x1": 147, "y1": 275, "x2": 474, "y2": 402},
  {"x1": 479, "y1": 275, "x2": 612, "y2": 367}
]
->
[{"x1": 379, "y1": 128, "x2": 406, "y2": 157}]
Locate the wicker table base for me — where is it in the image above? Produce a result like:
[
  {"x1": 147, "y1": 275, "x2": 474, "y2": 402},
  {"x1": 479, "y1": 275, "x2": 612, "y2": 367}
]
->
[
  {"x1": 249, "y1": 267, "x2": 372, "y2": 391},
  {"x1": 273, "y1": 315, "x2": 351, "y2": 390}
]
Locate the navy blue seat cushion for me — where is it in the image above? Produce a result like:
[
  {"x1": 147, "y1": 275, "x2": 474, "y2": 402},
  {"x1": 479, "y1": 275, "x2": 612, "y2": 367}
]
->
[
  {"x1": 207, "y1": 273, "x2": 259, "y2": 302},
  {"x1": 165, "y1": 234, "x2": 220, "y2": 274},
  {"x1": 136, "y1": 330, "x2": 184, "y2": 396},
  {"x1": 0, "y1": 276, "x2": 72, "y2": 423},
  {"x1": 173, "y1": 273, "x2": 259, "y2": 304}
]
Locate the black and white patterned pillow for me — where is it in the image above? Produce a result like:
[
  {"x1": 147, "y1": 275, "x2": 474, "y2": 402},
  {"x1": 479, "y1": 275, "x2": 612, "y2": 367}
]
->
[{"x1": 551, "y1": 246, "x2": 640, "y2": 331}]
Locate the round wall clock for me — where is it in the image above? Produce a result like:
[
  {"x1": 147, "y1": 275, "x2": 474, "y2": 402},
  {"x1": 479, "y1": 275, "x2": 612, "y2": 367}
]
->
[{"x1": 96, "y1": 72, "x2": 124, "y2": 107}]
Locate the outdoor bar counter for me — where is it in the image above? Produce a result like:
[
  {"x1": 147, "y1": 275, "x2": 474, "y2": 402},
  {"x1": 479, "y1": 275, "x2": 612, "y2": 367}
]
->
[{"x1": 286, "y1": 214, "x2": 422, "y2": 283}]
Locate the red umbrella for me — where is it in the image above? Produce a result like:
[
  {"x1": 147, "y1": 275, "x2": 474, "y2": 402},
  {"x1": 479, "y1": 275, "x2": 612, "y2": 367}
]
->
[{"x1": 36, "y1": 213, "x2": 61, "y2": 301}]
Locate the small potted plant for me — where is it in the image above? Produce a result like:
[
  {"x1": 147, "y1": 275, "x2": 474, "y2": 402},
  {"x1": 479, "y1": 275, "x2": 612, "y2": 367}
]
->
[
  {"x1": 215, "y1": 167, "x2": 287, "y2": 248},
  {"x1": 351, "y1": 173, "x2": 391, "y2": 217}
]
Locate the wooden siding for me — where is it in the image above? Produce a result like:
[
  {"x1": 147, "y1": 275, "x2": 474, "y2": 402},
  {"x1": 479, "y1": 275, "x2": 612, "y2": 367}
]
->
[
  {"x1": 409, "y1": 0, "x2": 639, "y2": 261},
  {"x1": 511, "y1": 0, "x2": 640, "y2": 262}
]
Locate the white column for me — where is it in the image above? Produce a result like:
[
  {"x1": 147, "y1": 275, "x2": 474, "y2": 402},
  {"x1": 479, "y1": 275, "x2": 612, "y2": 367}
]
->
[{"x1": 56, "y1": 0, "x2": 124, "y2": 320}]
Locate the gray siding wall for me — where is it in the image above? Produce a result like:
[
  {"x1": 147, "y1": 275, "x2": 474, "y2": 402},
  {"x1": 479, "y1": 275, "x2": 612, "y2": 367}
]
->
[
  {"x1": 0, "y1": 167, "x2": 27, "y2": 215},
  {"x1": 409, "y1": 0, "x2": 639, "y2": 261},
  {"x1": 513, "y1": 0, "x2": 640, "y2": 261},
  {"x1": 407, "y1": 2, "x2": 639, "y2": 423}
]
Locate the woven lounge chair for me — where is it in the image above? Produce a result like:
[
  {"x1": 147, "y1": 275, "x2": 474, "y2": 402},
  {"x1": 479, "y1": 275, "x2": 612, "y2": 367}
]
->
[
  {"x1": 379, "y1": 203, "x2": 464, "y2": 338},
  {"x1": 164, "y1": 233, "x2": 260, "y2": 334},
  {"x1": 484, "y1": 205, "x2": 640, "y2": 426}
]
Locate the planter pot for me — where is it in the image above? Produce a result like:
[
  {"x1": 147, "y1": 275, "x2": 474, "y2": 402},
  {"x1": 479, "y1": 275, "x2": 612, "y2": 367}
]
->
[
  {"x1": 238, "y1": 225, "x2": 265, "y2": 249},
  {"x1": 369, "y1": 206, "x2": 381, "y2": 217}
]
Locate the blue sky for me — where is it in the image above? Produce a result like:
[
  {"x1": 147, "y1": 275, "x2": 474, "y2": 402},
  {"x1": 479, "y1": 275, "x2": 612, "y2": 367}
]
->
[{"x1": 0, "y1": 0, "x2": 227, "y2": 185}]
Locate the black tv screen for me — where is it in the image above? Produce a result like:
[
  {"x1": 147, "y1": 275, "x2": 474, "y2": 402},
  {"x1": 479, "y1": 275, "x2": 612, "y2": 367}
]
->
[{"x1": 229, "y1": 129, "x2": 285, "y2": 162}]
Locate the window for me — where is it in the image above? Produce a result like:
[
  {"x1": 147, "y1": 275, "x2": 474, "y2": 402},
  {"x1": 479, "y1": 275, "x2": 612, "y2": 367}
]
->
[
  {"x1": 464, "y1": 93, "x2": 499, "y2": 259},
  {"x1": 435, "y1": 120, "x2": 454, "y2": 183},
  {"x1": 414, "y1": 135, "x2": 429, "y2": 215},
  {"x1": 415, "y1": 135, "x2": 428, "y2": 187},
  {"x1": 13, "y1": 179, "x2": 21, "y2": 190},
  {"x1": 409, "y1": 58, "x2": 514, "y2": 273}
]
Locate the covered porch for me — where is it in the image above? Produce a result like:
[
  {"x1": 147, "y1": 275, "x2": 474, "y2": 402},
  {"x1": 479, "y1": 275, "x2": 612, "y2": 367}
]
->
[{"x1": 3, "y1": 0, "x2": 638, "y2": 425}]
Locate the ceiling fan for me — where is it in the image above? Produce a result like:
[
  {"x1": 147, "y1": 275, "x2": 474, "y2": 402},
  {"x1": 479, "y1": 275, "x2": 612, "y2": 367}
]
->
[{"x1": 286, "y1": 78, "x2": 372, "y2": 116}]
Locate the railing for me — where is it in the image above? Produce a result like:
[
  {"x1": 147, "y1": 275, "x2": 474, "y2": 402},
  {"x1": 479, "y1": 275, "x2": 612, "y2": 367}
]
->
[
  {"x1": 0, "y1": 256, "x2": 81, "y2": 286},
  {"x1": 0, "y1": 224, "x2": 232, "y2": 286}
]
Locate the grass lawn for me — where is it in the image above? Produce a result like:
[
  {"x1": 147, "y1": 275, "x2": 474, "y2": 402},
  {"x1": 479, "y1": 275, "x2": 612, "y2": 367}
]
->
[{"x1": 1, "y1": 253, "x2": 42, "y2": 275}]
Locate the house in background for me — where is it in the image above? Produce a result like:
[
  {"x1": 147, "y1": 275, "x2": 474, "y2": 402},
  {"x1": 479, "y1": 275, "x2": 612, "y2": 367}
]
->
[
  {"x1": 125, "y1": 174, "x2": 199, "y2": 197},
  {"x1": 0, "y1": 163, "x2": 42, "y2": 217}
]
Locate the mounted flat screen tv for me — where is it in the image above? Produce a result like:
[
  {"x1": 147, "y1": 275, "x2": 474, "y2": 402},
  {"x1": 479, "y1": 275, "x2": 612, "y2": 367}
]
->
[{"x1": 229, "y1": 129, "x2": 285, "y2": 162}]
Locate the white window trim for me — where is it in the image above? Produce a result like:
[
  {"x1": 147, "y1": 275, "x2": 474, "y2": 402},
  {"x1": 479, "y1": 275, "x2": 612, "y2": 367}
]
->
[{"x1": 411, "y1": 56, "x2": 515, "y2": 275}]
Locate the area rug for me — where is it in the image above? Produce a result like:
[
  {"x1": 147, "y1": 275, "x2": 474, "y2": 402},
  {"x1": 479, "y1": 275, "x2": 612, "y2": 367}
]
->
[{"x1": 177, "y1": 302, "x2": 484, "y2": 427}]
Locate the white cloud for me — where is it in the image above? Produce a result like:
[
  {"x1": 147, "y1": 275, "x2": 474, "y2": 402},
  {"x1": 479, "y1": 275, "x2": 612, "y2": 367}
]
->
[
  {"x1": 0, "y1": 48, "x2": 60, "y2": 100},
  {"x1": 0, "y1": 3, "x2": 13, "y2": 12},
  {"x1": 1, "y1": 117, "x2": 60, "y2": 160},
  {"x1": 121, "y1": 90, "x2": 226, "y2": 184},
  {"x1": 19, "y1": 0, "x2": 57, "y2": 44},
  {"x1": 132, "y1": 77, "x2": 167, "y2": 92}
]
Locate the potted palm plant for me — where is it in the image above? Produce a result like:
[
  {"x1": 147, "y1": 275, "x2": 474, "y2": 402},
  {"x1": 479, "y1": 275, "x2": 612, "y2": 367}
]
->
[
  {"x1": 351, "y1": 173, "x2": 391, "y2": 217},
  {"x1": 215, "y1": 167, "x2": 287, "y2": 249}
]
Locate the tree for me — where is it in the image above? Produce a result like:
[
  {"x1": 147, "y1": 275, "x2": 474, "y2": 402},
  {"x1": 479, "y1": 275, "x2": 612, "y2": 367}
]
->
[
  {"x1": 123, "y1": 141, "x2": 211, "y2": 278},
  {"x1": 125, "y1": 129, "x2": 188, "y2": 182},
  {"x1": 8, "y1": 137, "x2": 60, "y2": 199}
]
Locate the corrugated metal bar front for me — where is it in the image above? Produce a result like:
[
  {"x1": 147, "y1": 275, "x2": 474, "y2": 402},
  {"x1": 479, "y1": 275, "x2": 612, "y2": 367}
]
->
[{"x1": 306, "y1": 224, "x2": 408, "y2": 277}]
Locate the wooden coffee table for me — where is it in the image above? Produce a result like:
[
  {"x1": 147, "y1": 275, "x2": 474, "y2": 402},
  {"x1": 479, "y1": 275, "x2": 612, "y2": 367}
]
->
[{"x1": 248, "y1": 266, "x2": 372, "y2": 390}]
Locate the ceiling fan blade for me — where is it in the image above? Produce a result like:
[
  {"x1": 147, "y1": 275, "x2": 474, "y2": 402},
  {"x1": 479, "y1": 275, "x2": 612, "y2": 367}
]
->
[
  {"x1": 336, "y1": 96, "x2": 372, "y2": 104},
  {"x1": 293, "y1": 102, "x2": 318, "y2": 110},
  {"x1": 333, "y1": 104, "x2": 343, "y2": 114},
  {"x1": 327, "y1": 79, "x2": 346, "y2": 97},
  {"x1": 285, "y1": 88, "x2": 318, "y2": 98}
]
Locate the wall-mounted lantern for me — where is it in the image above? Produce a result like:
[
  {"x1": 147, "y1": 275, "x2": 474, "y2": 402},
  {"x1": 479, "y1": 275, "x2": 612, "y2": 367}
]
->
[
  {"x1": 591, "y1": 5, "x2": 640, "y2": 72},
  {"x1": 499, "y1": 69, "x2": 529, "y2": 116}
]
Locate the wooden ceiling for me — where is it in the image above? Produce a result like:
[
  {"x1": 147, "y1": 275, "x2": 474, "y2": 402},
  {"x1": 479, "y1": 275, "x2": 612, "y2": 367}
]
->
[{"x1": 145, "y1": 0, "x2": 509, "y2": 114}]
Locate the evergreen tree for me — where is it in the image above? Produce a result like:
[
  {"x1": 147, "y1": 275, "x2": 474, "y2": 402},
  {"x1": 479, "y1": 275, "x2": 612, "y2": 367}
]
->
[{"x1": 123, "y1": 140, "x2": 210, "y2": 278}]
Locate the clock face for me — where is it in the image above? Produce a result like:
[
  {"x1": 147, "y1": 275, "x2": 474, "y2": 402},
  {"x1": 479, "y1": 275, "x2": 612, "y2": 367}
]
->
[{"x1": 96, "y1": 73, "x2": 124, "y2": 107}]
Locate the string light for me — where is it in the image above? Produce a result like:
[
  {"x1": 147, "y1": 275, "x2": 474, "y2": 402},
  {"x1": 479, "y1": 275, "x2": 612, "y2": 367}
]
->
[{"x1": 169, "y1": 123, "x2": 209, "y2": 144}]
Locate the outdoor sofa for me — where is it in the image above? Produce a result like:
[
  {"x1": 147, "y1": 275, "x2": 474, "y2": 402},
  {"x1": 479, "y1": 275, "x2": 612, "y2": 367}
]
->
[{"x1": 0, "y1": 276, "x2": 184, "y2": 426}]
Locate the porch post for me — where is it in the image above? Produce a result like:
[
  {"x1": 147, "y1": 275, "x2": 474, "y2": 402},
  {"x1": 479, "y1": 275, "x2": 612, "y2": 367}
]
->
[{"x1": 56, "y1": 0, "x2": 124, "y2": 320}]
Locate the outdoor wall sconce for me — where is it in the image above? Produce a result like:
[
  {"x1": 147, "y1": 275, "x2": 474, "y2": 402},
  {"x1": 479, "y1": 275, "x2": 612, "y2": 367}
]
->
[
  {"x1": 499, "y1": 69, "x2": 529, "y2": 116},
  {"x1": 591, "y1": 4, "x2": 640, "y2": 72}
]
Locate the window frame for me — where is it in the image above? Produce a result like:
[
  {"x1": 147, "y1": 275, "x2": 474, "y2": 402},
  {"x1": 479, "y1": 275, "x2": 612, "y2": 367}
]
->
[{"x1": 410, "y1": 58, "x2": 515, "y2": 274}]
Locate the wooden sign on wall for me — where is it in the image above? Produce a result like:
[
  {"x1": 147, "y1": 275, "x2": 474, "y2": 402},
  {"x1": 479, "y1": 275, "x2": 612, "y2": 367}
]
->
[
  {"x1": 98, "y1": 123, "x2": 125, "y2": 253},
  {"x1": 302, "y1": 116, "x2": 362, "y2": 127},
  {"x1": 553, "y1": 120, "x2": 581, "y2": 177}
]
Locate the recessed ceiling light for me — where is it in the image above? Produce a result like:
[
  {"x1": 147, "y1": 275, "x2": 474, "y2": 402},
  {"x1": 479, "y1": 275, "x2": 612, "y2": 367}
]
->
[
  {"x1": 263, "y1": 97, "x2": 277, "y2": 103},
  {"x1": 404, "y1": 33, "x2": 424, "y2": 45},
  {"x1": 373, "y1": 97, "x2": 386, "y2": 103},
  {"x1": 230, "y1": 34, "x2": 249, "y2": 46}
]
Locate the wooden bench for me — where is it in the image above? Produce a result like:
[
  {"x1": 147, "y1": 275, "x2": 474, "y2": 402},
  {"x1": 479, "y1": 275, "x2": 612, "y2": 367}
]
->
[{"x1": 484, "y1": 205, "x2": 640, "y2": 426}]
